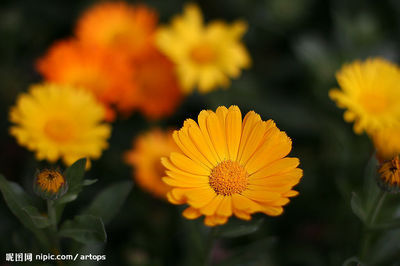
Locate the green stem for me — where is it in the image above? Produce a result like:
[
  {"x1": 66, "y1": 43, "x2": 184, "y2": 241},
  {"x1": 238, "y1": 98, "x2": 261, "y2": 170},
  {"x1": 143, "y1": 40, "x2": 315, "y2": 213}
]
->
[
  {"x1": 360, "y1": 190, "x2": 387, "y2": 261},
  {"x1": 47, "y1": 200, "x2": 61, "y2": 254}
]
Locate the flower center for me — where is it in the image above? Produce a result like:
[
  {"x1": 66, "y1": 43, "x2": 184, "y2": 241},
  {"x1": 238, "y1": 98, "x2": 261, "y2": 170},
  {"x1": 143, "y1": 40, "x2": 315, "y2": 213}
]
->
[
  {"x1": 209, "y1": 160, "x2": 248, "y2": 196},
  {"x1": 44, "y1": 118, "x2": 76, "y2": 143},
  {"x1": 190, "y1": 43, "x2": 216, "y2": 64},
  {"x1": 359, "y1": 91, "x2": 389, "y2": 114},
  {"x1": 36, "y1": 169, "x2": 65, "y2": 193}
]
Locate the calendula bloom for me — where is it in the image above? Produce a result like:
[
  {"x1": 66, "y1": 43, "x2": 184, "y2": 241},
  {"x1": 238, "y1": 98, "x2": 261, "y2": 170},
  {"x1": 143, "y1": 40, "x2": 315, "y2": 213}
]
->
[
  {"x1": 162, "y1": 106, "x2": 302, "y2": 226},
  {"x1": 372, "y1": 127, "x2": 400, "y2": 161},
  {"x1": 34, "y1": 169, "x2": 68, "y2": 200},
  {"x1": 377, "y1": 156, "x2": 400, "y2": 193},
  {"x1": 9, "y1": 83, "x2": 111, "y2": 166},
  {"x1": 119, "y1": 49, "x2": 182, "y2": 119},
  {"x1": 76, "y1": 2, "x2": 157, "y2": 59},
  {"x1": 124, "y1": 129, "x2": 177, "y2": 199},
  {"x1": 36, "y1": 39, "x2": 136, "y2": 121},
  {"x1": 329, "y1": 58, "x2": 400, "y2": 134},
  {"x1": 156, "y1": 4, "x2": 251, "y2": 93}
]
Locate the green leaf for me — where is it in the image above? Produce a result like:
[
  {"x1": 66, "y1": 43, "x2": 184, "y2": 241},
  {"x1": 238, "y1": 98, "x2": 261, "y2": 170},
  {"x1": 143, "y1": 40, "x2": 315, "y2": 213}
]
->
[
  {"x1": 63, "y1": 158, "x2": 87, "y2": 195},
  {"x1": 370, "y1": 217, "x2": 400, "y2": 231},
  {"x1": 56, "y1": 194, "x2": 78, "y2": 204},
  {"x1": 83, "y1": 181, "x2": 132, "y2": 225},
  {"x1": 216, "y1": 218, "x2": 264, "y2": 238},
  {"x1": 83, "y1": 179, "x2": 98, "y2": 186},
  {"x1": 350, "y1": 192, "x2": 366, "y2": 223},
  {"x1": 363, "y1": 155, "x2": 380, "y2": 213},
  {"x1": 59, "y1": 215, "x2": 106, "y2": 244},
  {"x1": 55, "y1": 158, "x2": 86, "y2": 206},
  {"x1": 22, "y1": 205, "x2": 51, "y2": 228},
  {"x1": 0, "y1": 175, "x2": 49, "y2": 248}
]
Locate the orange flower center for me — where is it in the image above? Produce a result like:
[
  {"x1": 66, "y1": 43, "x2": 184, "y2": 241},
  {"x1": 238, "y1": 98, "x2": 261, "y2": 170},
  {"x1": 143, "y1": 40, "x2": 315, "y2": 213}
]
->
[
  {"x1": 359, "y1": 91, "x2": 389, "y2": 114},
  {"x1": 44, "y1": 118, "x2": 75, "y2": 143},
  {"x1": 209, "y1": 160, "x2": 248, "y2": 196},
  {"x1": 190, "y1": 43, "x2": 216, "y2": 64},
  {"x1": 36, "y1": 169, "x2": 65, "y2": 193}
]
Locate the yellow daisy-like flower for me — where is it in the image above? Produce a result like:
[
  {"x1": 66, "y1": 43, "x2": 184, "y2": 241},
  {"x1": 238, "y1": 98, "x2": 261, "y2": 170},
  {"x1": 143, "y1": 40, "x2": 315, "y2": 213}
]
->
[
  {"x1": 372, "y1": 126, "x2": 400, "y2": 161},
  {"x1": 9, "y1": 83, "x2": 111, "y2": 166},
  {"x1": 124, "y1": 129, "x2": 177, "y2": 199},
  {"x1": 329, "y1": 58, "x2": 400, "y2": 134},
  {"x1": 156, "y1": 4, "x2": 251, "y2": 93},
  {"x1": 162, "y1": 106, "x2": 302, "y2": 226}
]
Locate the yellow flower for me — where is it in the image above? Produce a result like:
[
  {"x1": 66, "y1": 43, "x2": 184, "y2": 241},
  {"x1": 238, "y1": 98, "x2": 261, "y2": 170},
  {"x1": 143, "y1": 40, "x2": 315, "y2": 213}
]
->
[
  {"x1": 9, "y1": 83, "x2": 111, "y2": 166},
  {"x1": 156, "y1": 4, "x2": 251, "y2": 93},
  {"x1": 162, "y1": 106, "x2": 302, "y2": 226},
  {"x1": 378, "y1": 156, "x2": 400, "y2": 193},
  {"x1": 371, "y1": 126, "x2": 400, "y2": 161},
  {"x1": 124, "y1": 129, "x2": 177, "y2": 199},
  {"x1": 329, "y1": 58, "x2": 400, "y2": 134}
]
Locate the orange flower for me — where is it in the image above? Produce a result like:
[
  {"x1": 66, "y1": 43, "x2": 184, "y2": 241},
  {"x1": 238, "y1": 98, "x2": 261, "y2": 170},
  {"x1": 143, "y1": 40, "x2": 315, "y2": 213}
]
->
[
  {"x1": 124, "y1": 129, "x2": 177, "y2": 199},
  {"x1": 120, "y1": 49, "x2": 182, "y2": 119},
  {"x1": 76, "y1": 2, "x2": 157, "y2": 59},
  {"x1": 36, "y1": 39, "x2": 136, "y2": 121}
]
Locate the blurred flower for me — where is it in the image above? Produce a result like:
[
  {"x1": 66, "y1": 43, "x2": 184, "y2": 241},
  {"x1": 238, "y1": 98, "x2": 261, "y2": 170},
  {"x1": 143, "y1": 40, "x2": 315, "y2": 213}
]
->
[
  {"x1": 34, "y1": 169, "x2": 68, "y2": 200},
  {"x1": 76, "y1": 2, "x2": 157, "y2": 59},
  {"x1": 378, "y1": 155, "x2": 400, "y2": 193},
  {"x1": 120, "y1": 49, "x2": 183, "y2": 119},
  {"x1": 329, "y1": 58, "x2": 400, "y2": 134},
  {"x1": 372, "y1": 126, "x2": 400, "y2": 161},
  {"x1": 156, "y1": 4, "x2": 251, "y2": 93},
  {"x1": 36, "y1": 39, "x2": 136, "y2": 121},
  {"x1": 124, "y1": 128, "x2": 176, "y2": 199},
  {"x1": 162, "y1": 105, "x2": 302, "y2": 226},
  {"x1": 9, "y1": 83, "x2": 111, "y2": 166}
]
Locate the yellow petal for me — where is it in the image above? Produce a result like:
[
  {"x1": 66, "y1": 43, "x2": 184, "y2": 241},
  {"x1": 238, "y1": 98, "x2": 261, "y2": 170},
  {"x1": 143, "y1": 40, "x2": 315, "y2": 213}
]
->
[
  {"x1": 241, "y1": 189, "x2": 281, "y2": 202},
  {"x1": 170, "y1": 152, "x2": 210, "y2": 175},
  {"x1": 216, "y1": 196, "x2": 232, "y2": 217},
  {"x1": 238, "y1": 120, "x2": 268, "y2": 165},
  {"x1": 185, "y1": 187, "x2": 216, "y2": 208},
  {"x1": 186, "y1": 118, "x2": 219, "y2": 166},
  {"x1": 174, "y1": 126, "x2": 213, "y2": 169},
  {"x1": 245, "y1": 131, "x2": 292, "y2": 174},
  {"x1": 233, "y1": 209, "x2": 251, "y2": 220},
  {"x1": 206, "y1": 111, "x2": 228, "y2": 161},
  {"x1": 237, "y1": 111, "x2": 261, "y2": 161},
  {"x1": 198, "y1": 110, "x2": 221, "y2": 163},
  {"x1": 231, "y1": 193, "x2": 262, "y2": 212},
  {"x1": 200, "y1": 195, "x2": 223, "y2": 215},
  {"x1": 226, "y1": 106, "x2": 242, "y2": 161},
  {"x1": 249, "y1": 157, "x2": 299, "y2": 179},
  {"x1": 262, "y1": 206, "x2": 283, "y2": 216},
  {"x1": 182, "y1": 207, "x2": 202, "y2": 219}
]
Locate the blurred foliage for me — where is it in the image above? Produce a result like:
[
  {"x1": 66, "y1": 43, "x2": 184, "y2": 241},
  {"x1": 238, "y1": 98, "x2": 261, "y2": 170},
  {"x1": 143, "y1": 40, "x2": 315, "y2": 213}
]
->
[{"x1": 1, "y1": 0, "x2": 400, "y2": 265}]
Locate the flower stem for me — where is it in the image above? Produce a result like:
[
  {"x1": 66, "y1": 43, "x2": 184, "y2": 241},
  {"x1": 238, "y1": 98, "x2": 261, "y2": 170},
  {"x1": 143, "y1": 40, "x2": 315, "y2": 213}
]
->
[
  {"x1": 360, "y1": 190, "x2": 386, "y2": 261},
  {"x1": 47, "y1": 200, "x2": 61, "y2": 254}
]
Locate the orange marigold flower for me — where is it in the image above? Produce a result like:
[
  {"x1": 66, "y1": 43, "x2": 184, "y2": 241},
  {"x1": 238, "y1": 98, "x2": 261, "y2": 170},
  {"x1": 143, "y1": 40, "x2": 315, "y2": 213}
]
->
[
  {"x1": 162, "y1": 106, "x2": 302, "y2": 226},
  {"x1": 119, "y1": 49, "x2": 182, "y2": 119},
  {"x1": 124, "y1": 129, "x2": 177, "y2": 199},
  {"x1": 36, "y1": 39, "x2": 136, "y2": 121},
  {"x1": 76, "y1": 2, "x2": 157, "y2": 59}
]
